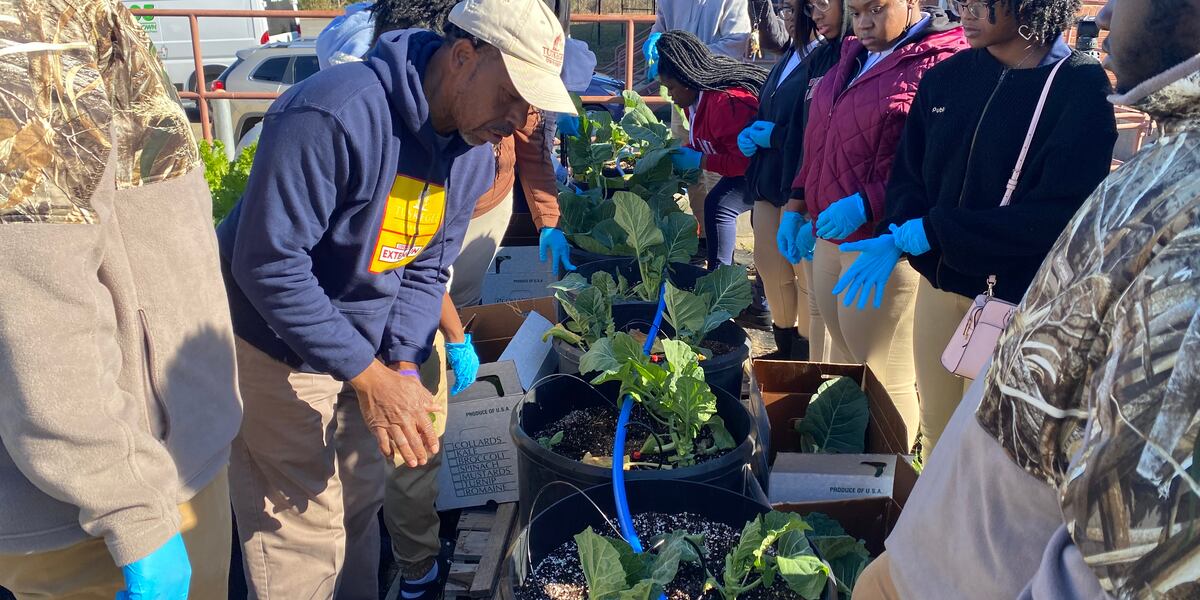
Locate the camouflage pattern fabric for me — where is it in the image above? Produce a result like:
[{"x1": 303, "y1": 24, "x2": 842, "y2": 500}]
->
[
  {"x1": 976, "y1": 58, "x2": 1200, "y2": 599},
  {"x1": 0, "y1": 0, "x2": 197, "y2": 224}
]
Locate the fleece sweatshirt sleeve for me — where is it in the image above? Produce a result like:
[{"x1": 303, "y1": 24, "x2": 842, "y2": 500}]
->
[
  {"x1": 0, "y1": 199, "x2": 181, "y2": 567},
  {"x1": 929, "y1": 70, "x2": 1116, "y2": 276},
  {"x1": 229, "y1": 106, "x2": 379, "y2": 382},
  {"x1": 702, "y1": 92, "x2": 758, "y2": 177},
  {"x1": 881, "y1": 87, "x2": 933, "y2": 233}
]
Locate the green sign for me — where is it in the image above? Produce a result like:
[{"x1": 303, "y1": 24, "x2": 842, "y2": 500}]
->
[{"x1": 128, "y1": 4, "x2": 158, "y2": 33}]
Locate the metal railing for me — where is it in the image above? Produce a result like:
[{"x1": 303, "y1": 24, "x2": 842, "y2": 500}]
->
[{"x1": 129, "y1": 8, "x2": 659, "y2": 143}]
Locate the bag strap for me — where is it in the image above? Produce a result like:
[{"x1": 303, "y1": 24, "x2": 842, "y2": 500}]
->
[{"x1": 1000, "y1": 56, "x2": 1068, "y2": 207}]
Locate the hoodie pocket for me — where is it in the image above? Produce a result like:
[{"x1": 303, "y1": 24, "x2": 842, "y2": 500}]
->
[{"x1": 138, "y1": 309, "x2": 172, "y2": 442}]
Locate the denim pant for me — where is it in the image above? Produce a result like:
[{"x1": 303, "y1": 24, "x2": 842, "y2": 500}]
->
[{"x1": 703, "y1": 175, "x2": 751, "y2": 269}]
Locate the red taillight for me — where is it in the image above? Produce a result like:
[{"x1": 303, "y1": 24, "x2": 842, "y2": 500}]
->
[
  {"x1": 295, "y1": 24, "x2": 302, "y2": 36},
  {"x1": 260, "y1": 31, "x2": 270, "y2": 45},
  {"x1": 212, "y1": 80, "x2": 225, "y2": 91}
]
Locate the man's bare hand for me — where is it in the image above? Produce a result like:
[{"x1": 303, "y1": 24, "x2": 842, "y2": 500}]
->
[{"x1": 349, "y1": 360, "x2": 441, "y2": 467}]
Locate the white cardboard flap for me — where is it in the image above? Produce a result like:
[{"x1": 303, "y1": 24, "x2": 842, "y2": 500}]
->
[{"x1": 768, "y1": 453, "x2": 900, "y2": 504}]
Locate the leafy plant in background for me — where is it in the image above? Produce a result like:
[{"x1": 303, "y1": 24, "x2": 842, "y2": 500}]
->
[
  {"x1": 803, "y1": 513, "x2": 872, "y2": 597},
  {"x1": 198, "y1": 140, "x2": 255, "y2": 225},
  {"x1": 542, "y1": 270, "x2": 628, "y2": 351},
  {"x1": 793, "y1": 377, "x2": 870, "y2": 454},
  {"x1": 579, "y1": 332, "x2": 734, "y2": 467},
  {"x1": 575, "y1": 527, "x2": 700, "y2": 600},
  {"x1": 708, "y1": 511, "x2": 830, "y2": 600},
  {"x1": 663, "y1": 265, "x2": 752, "y2": 356}
]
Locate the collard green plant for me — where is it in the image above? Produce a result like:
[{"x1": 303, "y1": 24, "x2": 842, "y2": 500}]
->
[
  {"x1": 707, "y1": 511, "x2": 830, "y2": 600},
  {"x1": 793, "y1": 376, "x2": 870, "y2": 454},
  {"x1": 199, "y1": 140, "x2": 255, "y2": 226},
  {"x1": 663, "y1": 265, "x2": 753, "y2": 353},
  {"x1": 580, "y1": 332, "x2": 733, "y2": 466},
  {"x1": 542, "y1": 271, "x2": 629, "y2": 351},
  {"x1": 575, "y1": 527, "x2": 699, "y2": 600},
  {"x1": 803, "y1": 512, "x2": 873, "y2": 596}
]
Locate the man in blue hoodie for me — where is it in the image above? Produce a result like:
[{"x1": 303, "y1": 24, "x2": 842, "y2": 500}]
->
[{"x1": 215, "y1": 0, "x2": 575, "y2": 596}]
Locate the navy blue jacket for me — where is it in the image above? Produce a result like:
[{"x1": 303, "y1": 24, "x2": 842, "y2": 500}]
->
[{"x1": 217, "y1": 30, "x2": 495, "y2": 381}]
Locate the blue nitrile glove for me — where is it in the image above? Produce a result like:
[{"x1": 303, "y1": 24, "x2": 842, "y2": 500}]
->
[
  {"x1": 744, "y1": 121, "x2": 775, "y2": 150},
  {"x1": 815, "y1": 193, "x2": 869, "y2": 240},
  {"x1": 889, "y1": 219, "x2": 931, "y2": 256},
  {"x1": 643, "y1": 32, "x2": 663, "y2": 83},
  {"x1": 737, "y1": 126, "x2": 759, "y2": 157},
  {"x1": 832, "y1": 235, "x2": 903, "y2": 310},
  {"x1": 792, "y1": 218, "x2": 817, "y2": 263},
  {"x1": 447, "y1": 334, "x2": 480, "y2": 396},
  {"x1": 776, "y1": 211, "x2": 803, "y2": 260},
  {"x1": 117, "y1": 533, "x2": 191, "y2": 600},
  {"x1": 670, "y1": 147, "x2": 702, "y2": 171},
  {"x1": 539, "y1": 227, "x2": 576, "y2": 276},
  {"x1": 556, "y1": 114, "x2": 581, "y2": 139}
]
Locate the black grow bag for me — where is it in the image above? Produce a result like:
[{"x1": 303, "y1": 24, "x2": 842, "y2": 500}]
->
[
  {"x1": 511, "y1": 375, "x2": 759, "y2": 525},
  {"x1": 499, "y1": 480, "x2": 838, "y2": 600},
  {"x1": 553, "y1": 303, "x2": 751, "y2": 406}
]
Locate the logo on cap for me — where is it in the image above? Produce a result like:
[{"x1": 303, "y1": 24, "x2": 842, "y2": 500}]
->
[{"x1": 543, "y1": 34, "x2": 564, "y2": 67}]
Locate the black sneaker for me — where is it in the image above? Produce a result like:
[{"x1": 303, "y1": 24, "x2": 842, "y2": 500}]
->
[
  {"x1": 735, "y1": 305, "x2": 772, "y2": 331},
  {"x1": 397, "y1": 554, "x2": 450, "y2": 600}
]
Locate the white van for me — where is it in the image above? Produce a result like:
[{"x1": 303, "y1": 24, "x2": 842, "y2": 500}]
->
[{"x1": 122, "y1": 0, "x2": 300, "y2": 92}]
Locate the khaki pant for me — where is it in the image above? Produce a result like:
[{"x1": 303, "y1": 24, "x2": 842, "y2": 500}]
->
[
  {"x1": 913, "y1": 278, "x2": 973, "y2": 460},
  {"x1": 449, "y1": 191, "x2": 514, "y2": 308},
  {"x1": 853, "y1": 552, "x2": 901, "y2": 600},
  {"x1": 812, "y1": 239, "x2": 921, "y2": 448},
  {"x1": 0, "y1": 469, "x2": 231, "y2": 600},
  {"x1": 383, "y1": 336, "x2": 450, "y2": 577},
  {"x1": 751, "y1": 202, "x2": 837, "y2": 360},
  {"x1": 229, "y1": 335, "x2": 446, "y2": 600}
]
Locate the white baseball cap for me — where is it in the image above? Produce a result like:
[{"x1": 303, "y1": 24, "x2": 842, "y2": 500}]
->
[{"x1": 447, "y1": 0, "x2": 578, "y2": 115}]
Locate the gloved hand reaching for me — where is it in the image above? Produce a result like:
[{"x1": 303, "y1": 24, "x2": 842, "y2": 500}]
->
[
  {"x1": 888, "y1": 219, "x2": 931, "y2": 256},
  {"x1": 117, "y1": 533, "x2": 191, "y2": 600},
  {"x1": 556, "y1": 114, "x2": 581, "y2": 139},
  {"x1": 832, "y1": 235, "x2": 903, "y2": 310},
  {"x1": 815, "y1": 193, "x2": 868, "y2": 240},
  {"x1": 670, "y1": 147, "x2": 702, "y2": 171},
  {"x1": 446, "y1": 334, "x2": 480, "y2": 396},
  {"x1": 737, "y1": 121, "x2": 775, "y2": 158},
  {"x1": 539, "y1": 227, "x2": 576, "y2": 276},
  {"x1": 643, "y1": 32, "x2": 663, "y2": 83}
]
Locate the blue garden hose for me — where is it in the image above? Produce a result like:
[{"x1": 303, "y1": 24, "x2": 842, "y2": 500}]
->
[{"x1": 612, "y1": 281, "x2": 669, "y2": 555}]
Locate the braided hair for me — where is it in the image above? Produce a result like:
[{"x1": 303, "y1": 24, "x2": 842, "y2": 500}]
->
[
  {"x1": 988, "y1": 0, "x2": 1081, "y2": 43},
  {"x1": 656, "y1": 30, "x2": 769, "y2": 97},
  {"x1": 369, "y1": 0, "x2": 458, "y2": 41}
]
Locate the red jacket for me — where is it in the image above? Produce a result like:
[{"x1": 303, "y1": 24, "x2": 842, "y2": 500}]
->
[
  {"x1": 793, "y1": 25, "x2": 967, "y2": 242},
  {"x1": 687, "y1": 87, "x2": 759, "y2": 177}
]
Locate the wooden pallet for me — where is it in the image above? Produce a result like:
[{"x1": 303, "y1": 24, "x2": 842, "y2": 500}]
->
[{"x1": 443, "y1": 503, "x2": 518, "y2": 600}]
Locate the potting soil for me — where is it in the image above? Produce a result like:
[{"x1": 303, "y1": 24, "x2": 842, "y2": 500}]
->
[
  {"x1": 514, "y1": 512, "x2": 796, "y2": 600},
  {"x1": 529, "y1": 403, "x2": 733, "y2": 468}
]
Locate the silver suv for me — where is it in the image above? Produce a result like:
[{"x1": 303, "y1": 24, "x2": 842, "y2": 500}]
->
[{"x1": 214, "y1": 38, "x2": 320, "y2": 142}]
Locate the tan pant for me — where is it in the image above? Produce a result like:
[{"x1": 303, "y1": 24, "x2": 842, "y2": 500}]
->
[
  {"x1": 752, "y1": 202, "x2": 836, "y2": 360},
  {"x1": 812, "y1": 239, "x2": 921, "y2": 448},
  {"x1": 913, "y1": 278, "x2": 973, "y2": 460},
  {"x1": 0, "y1": 469, "x2": 231, "y2": 600},
  {"x1": 853, "y1": 552, "x2": 901, "y2": 600},
  {"x1": 449, "y1": 191, "x2": 514, "y2": 308},
  {"x1": 383, "y1": 334, "x2": 449, "y2": 577},
  {"x1": 229, "y1": 335, "x2": 446, "y2": 600}
]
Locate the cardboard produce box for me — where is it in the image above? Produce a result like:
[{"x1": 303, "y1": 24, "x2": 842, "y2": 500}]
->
[
  {"x1": 751, "y1": 361, "x2": 918, "y2": 506},
  {"x1": 436, "y1": 361, "x2": 525, "y2": 511},
  {"x1": 457, "y1": 297, "x2": 557, "y2": 392},
  {"x1": 481, "y1": 246, "x2": 555, "y2": 304}
]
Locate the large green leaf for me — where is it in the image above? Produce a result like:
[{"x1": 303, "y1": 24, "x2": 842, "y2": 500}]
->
[
  {"x1": 632, "y1": 147, "x2": 674, "y2": 182},
  {"x1": 590, "y1": 110, "x2": 616, "y2": 144},
  {"x1": 803, "y1": 512, "x2": 848, "y2": 538},
  {"x1": 646, "y1": 532, "x2": 687, "y2": 586},
  {"x1": 661, "y1": 212, "x2": 700, "y2": 265},
  {"x1": 591, "y1": 271, "x2": 619, "y2": 299},
  {"x1": 811, "y1": 536, "x2": 870, "y2": 596},
  {"x1": 694, "y1": 265, "x2": 753, "y2": 321},
  {"x1": 669, "y1": 378, "x2": 717, "y2": 443},
  {"x1": 776, "y1": 531, "x2": 831, "y2": 600},
  {"x1": 796, "y1": 377, "x2": 869, "y2": 454},
  {"x1": 664, "y1": 283, "x2": 707, "y2": 341},
  {"x1": 579, "y1": 336, "x2": 619, "y2": 375},
  {"x1": 613, "y1": 192, "x2": 664, "y2": 255},
  {"x1": 615, "y1": 580, "x2": 659, "y2": 600},
  {"x1": 542, "y1": 323, "x2": 582, "y2": 346},
  {"x1": 575, "y1": 527, "x2": 630, "y2": 600},
  {"x1": 707, "y1": 415, "x2": 736, "y2": 450},
  {"x1": 549, "y1": 272, "x2": 590, "y2": 294}
]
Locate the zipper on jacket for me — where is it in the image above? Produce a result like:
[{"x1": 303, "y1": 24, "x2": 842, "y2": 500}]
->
[
  {"x1": 137, "y1": 309, "x2": 171, "y2": 442},
  {"x1": 936, "y1": 67, "x2": 1010, "y2": 289}
]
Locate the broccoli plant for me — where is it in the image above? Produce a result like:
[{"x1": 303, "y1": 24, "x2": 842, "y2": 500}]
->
[
  {"x1": 542, "y1": 270, "x2": 630, "y2": 351},
  {"x1": 662, "y1": 264, "x2": 753, "y2": 355},
  {"x1": 575, "y1": 527, "x2": 700, "y2": 600},
  {"x1": 707, "y1": 512, "x2": 832, "y2": 600},
  {"x1": 579, "y1": 332, "x2": 734, "y2": 467}
]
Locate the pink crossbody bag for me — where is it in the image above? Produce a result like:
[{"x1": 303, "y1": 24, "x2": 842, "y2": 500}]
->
[{"x1": 940, "y1": 57, "x2": 1067, "y2": 380}]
